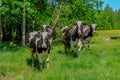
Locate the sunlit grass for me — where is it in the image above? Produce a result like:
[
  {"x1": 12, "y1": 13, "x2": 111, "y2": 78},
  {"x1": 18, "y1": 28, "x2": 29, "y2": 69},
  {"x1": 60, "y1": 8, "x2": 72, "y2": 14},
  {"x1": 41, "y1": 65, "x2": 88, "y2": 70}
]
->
[{"x1": 0, "y1": 30, "x2": 120, "y2": 80}]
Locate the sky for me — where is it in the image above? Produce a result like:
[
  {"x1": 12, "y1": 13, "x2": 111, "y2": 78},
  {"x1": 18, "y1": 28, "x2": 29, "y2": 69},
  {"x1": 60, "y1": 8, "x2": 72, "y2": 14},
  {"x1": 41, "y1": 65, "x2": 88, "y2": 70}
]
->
[{"x1": 102, "y1": 0, "x2": 120, "y2": 10}]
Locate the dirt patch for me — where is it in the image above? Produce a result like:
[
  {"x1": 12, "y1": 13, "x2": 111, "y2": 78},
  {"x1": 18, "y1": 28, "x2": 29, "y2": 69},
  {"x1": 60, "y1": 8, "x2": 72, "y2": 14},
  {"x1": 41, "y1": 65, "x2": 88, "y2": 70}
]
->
[{"x1": 105, "y1": 38, "x2": 110, "y2": 41}]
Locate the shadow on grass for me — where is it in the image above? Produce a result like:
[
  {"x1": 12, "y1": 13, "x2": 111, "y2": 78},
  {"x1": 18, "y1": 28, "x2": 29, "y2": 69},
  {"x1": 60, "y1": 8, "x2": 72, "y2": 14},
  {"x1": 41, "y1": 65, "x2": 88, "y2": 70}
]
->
[
  {"x1": 57, "y1": 50, "x2": 78, "y2": 58},
  {"x1": 26, "y1": 58, "x2": 38, "y2": 70},
  {"x1": 26, "y1": 58, "x2": 47, "y2": 71}
]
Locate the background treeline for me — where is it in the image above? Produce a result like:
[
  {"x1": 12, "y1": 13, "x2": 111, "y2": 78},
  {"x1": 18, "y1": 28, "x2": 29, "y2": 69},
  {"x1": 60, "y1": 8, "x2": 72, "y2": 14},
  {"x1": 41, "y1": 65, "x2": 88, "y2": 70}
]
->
[{"x1": 0, "y1": 0, "x2": 120, "y2": 46}]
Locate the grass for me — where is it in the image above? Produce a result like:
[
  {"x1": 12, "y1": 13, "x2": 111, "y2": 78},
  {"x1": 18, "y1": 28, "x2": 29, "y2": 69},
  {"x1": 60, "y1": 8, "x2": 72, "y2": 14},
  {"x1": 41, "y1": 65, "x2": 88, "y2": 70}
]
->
[{"x1": 0, "y1": 30, "x2": 120, "y2": 80}]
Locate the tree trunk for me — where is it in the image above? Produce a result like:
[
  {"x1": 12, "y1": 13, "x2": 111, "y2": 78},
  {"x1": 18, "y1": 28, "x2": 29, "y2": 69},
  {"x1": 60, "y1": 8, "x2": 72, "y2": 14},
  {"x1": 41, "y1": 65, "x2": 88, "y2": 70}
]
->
[
  {"x1": 17, "y1": 25, "x2": 21, "y2": 41},
  {"x1": 22, "y1": 0, "x2": 26, "y2": 46},
  {"x1": 53, "y1": 1, "x2": 62, "y2": 27},
  {"x1": 0, "y1": 1, "x2": 2, "y2": 42}
]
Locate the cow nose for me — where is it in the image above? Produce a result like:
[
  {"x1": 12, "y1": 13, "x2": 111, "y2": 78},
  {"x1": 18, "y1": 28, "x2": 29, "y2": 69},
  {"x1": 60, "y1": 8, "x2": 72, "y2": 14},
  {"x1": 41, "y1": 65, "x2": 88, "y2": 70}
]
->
[{"x1": 42, "y1": 44, "x2": 47, "y2": 48}]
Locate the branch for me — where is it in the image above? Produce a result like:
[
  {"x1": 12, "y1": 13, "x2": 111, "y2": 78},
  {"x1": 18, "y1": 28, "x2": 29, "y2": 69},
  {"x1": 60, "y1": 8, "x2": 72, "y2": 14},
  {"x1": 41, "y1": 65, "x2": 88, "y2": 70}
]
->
[{"x1": 52, "y1": 2, "x2": 63, "y2": 27}]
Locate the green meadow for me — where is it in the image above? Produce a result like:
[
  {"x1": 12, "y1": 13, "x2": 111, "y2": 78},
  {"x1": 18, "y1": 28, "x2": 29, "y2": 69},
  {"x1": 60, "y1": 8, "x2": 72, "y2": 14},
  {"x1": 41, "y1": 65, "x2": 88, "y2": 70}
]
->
[{"x1": 0, "y1": 30, "x2": 120, "y2": 80}]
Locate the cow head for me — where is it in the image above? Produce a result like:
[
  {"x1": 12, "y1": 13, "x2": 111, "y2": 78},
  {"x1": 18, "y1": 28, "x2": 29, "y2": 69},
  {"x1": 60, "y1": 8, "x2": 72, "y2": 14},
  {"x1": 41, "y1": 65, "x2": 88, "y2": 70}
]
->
[
  {"x1": 47, "y1": 26, "x2": 56, "y2": 40},
  {"x1": 75, "y1": 21, "x2": 85, "y2": 37},
  {"x1": 41, "y1": 32, "x2": 50, "y2": 48},
  {"x1": 50, "y1": 27, "x2": 56, "y2": 40},
  {"x1": 91, "y1": 24, "x2": 97, "y2": 34},
  {"x1": 61, "y1": 26, "x2": 70, "y2": 33}
]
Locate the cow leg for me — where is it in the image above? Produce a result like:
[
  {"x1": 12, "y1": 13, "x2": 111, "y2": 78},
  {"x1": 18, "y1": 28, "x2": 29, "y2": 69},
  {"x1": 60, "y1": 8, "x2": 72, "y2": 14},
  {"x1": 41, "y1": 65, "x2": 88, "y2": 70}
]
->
[
  {"x1": 64, "y1": 44, "x2": 69, "y2": 54},
  {"x1": 30, "y1": 48, "x2": 35, "y2": 67},
  {"x1": 78, "y1": 42, "x2": 83, "y2": 57},
  {"x1": 49, "y1": 37, "x2": 53, "y2": 45},
  {"x1": 83, "y1": 40, "x2": 87, "y2": 50},
  {"x1": 71, "y1": 39, "x2": 80, "y2": 56},
  {"x1": 64, "y1": 45, "x2": 67, "y2": 54},
  {"x1": 68, "y1": 47, "x2": 70, "y2": 55},
  {"x1": 37, "y1": 53, "x2": 43, "y2": 70},
  {"x1": 86, "y1": 37, "x2": 91, "y2": 49},
  {"x1": 78, "y1": 40, "x2": 83, "y2": 57},
  {"x1": 46, "y1": 54, "x2": 50, "y2": 68},
  {"x1": 70, "y1": 40, "x2": 75, "y2": 55},
  {"x1": 88, "y1": 41, "x2": 90, "y2": 48},
  {"x1": 31, "y1": 52, "x2": 35, "y2": 67}
]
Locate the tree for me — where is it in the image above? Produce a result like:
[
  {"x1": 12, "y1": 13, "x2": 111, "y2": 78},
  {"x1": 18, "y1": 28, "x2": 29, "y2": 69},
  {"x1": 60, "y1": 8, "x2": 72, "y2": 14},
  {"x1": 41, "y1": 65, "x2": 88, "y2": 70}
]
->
[
  {"x1": 0, "y1": 0, "x2": 120, "y2": 45},
  {"x1": 22, "y1": 0, "x2": 26, "y2": 46},
  {"x1": 0, "y1": 0, "x2": 2, "y2": 42}
]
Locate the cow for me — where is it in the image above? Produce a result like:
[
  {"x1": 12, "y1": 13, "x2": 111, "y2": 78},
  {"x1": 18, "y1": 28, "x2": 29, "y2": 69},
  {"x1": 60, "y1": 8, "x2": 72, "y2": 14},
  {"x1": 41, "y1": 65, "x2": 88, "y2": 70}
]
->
[
  {"x1": 82, "y1": 24, "x2": 97, "y2": 49},
  {"x1": 61, "y1": 21, "x2": 85, "y2": 57},
  {"x1": 29, "y1": 31, "x2": 50, "y2": 70}
]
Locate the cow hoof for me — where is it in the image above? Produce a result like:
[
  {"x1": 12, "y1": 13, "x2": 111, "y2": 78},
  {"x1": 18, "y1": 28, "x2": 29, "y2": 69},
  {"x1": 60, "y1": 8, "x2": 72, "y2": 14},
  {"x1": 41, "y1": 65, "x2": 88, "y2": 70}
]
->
[
  {"x1": 47, "y1": 63, "x2": 49, "y2": 68},
  {"x1": 77, "y1": 52, "x2": 80, "y2": 58}
]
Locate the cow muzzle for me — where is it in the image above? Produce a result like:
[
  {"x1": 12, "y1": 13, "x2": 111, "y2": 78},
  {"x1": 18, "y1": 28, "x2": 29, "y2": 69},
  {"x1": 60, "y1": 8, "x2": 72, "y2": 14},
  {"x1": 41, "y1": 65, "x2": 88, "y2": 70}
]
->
[{"x1": 42, "y1": 43, "x2": 47, "y2": 48}]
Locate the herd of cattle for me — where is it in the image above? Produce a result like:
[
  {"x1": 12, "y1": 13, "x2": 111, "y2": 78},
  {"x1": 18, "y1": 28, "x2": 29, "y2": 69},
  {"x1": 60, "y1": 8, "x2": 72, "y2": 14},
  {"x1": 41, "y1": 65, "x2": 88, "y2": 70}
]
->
[{"x1": 28, "y1": 21, "x2": 97, "y2": 70}]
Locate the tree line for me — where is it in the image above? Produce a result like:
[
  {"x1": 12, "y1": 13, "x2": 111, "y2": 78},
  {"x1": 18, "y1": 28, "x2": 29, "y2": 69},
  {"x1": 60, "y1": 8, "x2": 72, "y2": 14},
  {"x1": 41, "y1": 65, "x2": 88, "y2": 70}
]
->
[{"x1": 0, "y1": 0, "x2": 120, "y2": 46}]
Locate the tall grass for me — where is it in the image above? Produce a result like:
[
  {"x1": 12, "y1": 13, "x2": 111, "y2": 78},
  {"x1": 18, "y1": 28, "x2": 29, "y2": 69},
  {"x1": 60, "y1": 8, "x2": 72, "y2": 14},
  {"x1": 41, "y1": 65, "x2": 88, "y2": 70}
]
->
[{"x1": 0, "y1": 30, "x2": 120, "y2": 80}]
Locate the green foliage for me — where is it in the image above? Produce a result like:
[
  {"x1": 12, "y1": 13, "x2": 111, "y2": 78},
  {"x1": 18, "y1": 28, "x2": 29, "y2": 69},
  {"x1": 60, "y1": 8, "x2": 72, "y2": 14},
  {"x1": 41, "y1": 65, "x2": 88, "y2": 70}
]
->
[{"x1": 0, "y1": 0, "x2": 120, "y2": 43}]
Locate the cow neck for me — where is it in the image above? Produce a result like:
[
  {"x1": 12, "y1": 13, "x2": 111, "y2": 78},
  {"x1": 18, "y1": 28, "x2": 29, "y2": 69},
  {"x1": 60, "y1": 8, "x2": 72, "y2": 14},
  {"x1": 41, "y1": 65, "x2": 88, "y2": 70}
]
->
[
  {"x1": 84, "y1": 26, "x2": 93, "y2": 39},
  {"x1": 89, "y1": 26, "x2": 93, "y2": 37},
  {"x1": 69, "y1": 26, "x2": 79, "y2": 41}
]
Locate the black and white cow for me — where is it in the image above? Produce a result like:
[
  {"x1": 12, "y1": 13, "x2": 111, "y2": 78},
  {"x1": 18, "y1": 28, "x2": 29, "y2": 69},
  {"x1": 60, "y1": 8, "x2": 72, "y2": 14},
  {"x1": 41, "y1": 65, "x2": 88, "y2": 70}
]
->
[
  {"x1": 61, "y1": 21, "x2": 85, "y2": 57},
  {"x1": 29, "y1": 31, "x2": 50, "y2": 70},
  {"x1": 82, "y1": 24, "x2": 97, "y2": 49}
]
